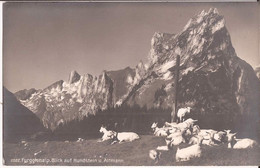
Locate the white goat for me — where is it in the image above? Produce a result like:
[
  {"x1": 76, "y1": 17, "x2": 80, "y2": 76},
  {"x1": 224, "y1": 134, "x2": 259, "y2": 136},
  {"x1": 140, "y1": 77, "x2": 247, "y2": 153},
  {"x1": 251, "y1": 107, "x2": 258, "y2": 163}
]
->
[
  {"x1": 207, "y1": 131, "x2": 222, "y2": 144},
  {"x1": 98, "y1": 126, "x2": 114, "y2": 142},
  {"x1": 166, "y1": 129, "x2": 186, "y2": 147},
  {"x1": 232, "y1": 138, "x2": 258, "y2": 149},
  {"x1": 167, "y1": 129, "x2": 183, "y2": 140},
  {"x1": 198, "y1": 129, "x2": 217, "y2": 139},
  {"x1": 156, "y1": 145, "x2": 170, "y2": 151},
  {"x1": 169, "y1": 136, "x2": 186, "y2": 146},
  {"x1": 227, "y1": 133, "x2": 258, "y2": 149},
  {"x1": 223, "y1": 130, "x2": 231, "y2": 142},
  {"x1": 77, "y1": 138, "x2": 84, "y2": 142},
  {"x1": 189, "y1": 132, "x2": 218, "y2": 146},
  {"x1": 177, "y1": 107, "x2": 192, "y2": 122},
  {"x1": 151, "y1": 122, "x2": 168, "y2": 137},
  {"x1": 224, "y1": 129, "x2": 231, "y2": 134},
  {"x1": 192, "y1": 125, "x2": 201, "y2": 135},
  {"x1": 175, "y1": 136, "x2": 204, "y2": 162},
  {"x1": 189, "y1": 135, "x2": 201, "y2": 145},
  {"x1": 176, "y1": 118, "x2": 197, "y2": 131},
  {"x1": 166, "y1": 127, "x2": 179, "y2": 135},
  {"x1": 214, "y1": 131, "x2": 227, "y2": 143},
  {"x1": 111, "y1": 131, "x2": 140, "y2": 144},
  {"x1": 164, "y1": 121, "x2": 178, "y2": 127},
  {"x1": 149, "y1": 150, "x2": 161, "y2": 164},
  {"x1": 159, "y1": 130, "x2": 187, "y2": 151}
]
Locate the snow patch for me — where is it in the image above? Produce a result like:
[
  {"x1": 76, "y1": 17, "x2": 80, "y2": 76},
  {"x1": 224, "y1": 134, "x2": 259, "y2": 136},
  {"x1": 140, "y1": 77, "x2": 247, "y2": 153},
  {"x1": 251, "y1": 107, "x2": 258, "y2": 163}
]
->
[
  {"x1": 192, "y1": 38, "x2": 206, "y2": 55},
  {"x1": 165, "y1": 83, "x2": 173, "y2": 91},
  {"x1": 81, "y1": 87, "x2": 87, "y2": 97},
  {"x1": 238, "y1": 69, "x2": 243, "y2": 91},
  {"x1": 212, "y1": 18, "x2": 225, "y2": 34},
  {"x1": 159, "y1": 60, "x2": 175, "y2": 73},
  {"x1": 102, "y1": 88, "x2": 107, "y2": 94},
  {"x1": 219, "y1": 42, "x2": 227, "y2": 50},
  {"x1": 162, "y1": 71, "x2": 172, "y2": 80},
  {"x1": 199, "y1": 10, "x2": 206, "y2": 17},
  {"x1": 77, "y1": 98, "x2": 83, "y2": 103},
  {"x1": 144, "y1": 63, "x2": 149, "y2": 70},
  {"x1": 94, "y1": 79, "x2": 99, "y2": 92},
  {"x1": 29, "y1": 92, "x2": 38, "y2": 100},
  {"x1": 213, "y1": 8, "x2": 219, "y2": 14},
  {"x1": 115, "y1": 99, "x2": 123, "y2": 106},
  {"x1": 190, "y1": 36, "x2": 199, "y2": 49},
  {"x1": 208, "y1": 54, "x2": 216, "y2": 60},
  {"x1": 175, "y1": 47, "x2": 182, "y2": 55},
  {"x1": 197, "y1": 22, "x2": 207, "y2": 34},
  {"x1": 126, "y1": 75, "x2": 133, "y2": 84},
  {"x1": 196, "y1": 15, "x2": 203, "y2": 24},
  {"x1": 183, "y1": 19, "x2": 192, "y2": 31},
  {"x1": 183, "y1": 67, "x2": 195, "y2": 75}
]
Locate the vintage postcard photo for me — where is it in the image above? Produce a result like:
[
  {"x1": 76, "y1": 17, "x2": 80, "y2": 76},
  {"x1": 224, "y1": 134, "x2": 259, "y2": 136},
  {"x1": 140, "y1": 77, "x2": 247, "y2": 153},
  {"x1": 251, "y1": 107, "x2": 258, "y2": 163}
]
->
[{"x1": 2, "y1": 2, "x2": 260, "y2": 166}]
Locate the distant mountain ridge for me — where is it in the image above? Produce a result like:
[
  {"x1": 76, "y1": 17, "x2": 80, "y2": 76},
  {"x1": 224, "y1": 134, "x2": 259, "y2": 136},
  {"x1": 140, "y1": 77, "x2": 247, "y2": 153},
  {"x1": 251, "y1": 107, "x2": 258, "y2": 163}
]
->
[
  {"x1": 13, "y1": 8, "x2": 260, "y2": 130},
  {"x1": 14, "y1": 64, "x2": 146, "y2": 130}
]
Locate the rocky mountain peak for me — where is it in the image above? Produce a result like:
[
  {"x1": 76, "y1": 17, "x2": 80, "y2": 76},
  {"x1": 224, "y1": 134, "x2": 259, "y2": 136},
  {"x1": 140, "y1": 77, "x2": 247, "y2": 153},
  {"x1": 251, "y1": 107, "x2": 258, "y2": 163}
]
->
[
  {"x1": 123, "y1": 8, "x2": 260, "y2": 130},
  {"x1": 149, "y1": 32, "x2": 175, "y2": 65},
  {"x1": 100, "y1": 71, "x2": 111, "y2": 84},
  {"x1": 43, "y1": 80, "x2": 64, "y2": 92},
  {"x1": 148, "y1": 8, "x2": 229, "y2": 75},
  {"x1": 82, "y1": 73, "x2": 93, "y2": 81},
  {"x1": 68, "y1": 70, "x2": 81, "y2": 84},
  {"x1": 183, "y1": 7, "x2": 223, "y2": 31}
]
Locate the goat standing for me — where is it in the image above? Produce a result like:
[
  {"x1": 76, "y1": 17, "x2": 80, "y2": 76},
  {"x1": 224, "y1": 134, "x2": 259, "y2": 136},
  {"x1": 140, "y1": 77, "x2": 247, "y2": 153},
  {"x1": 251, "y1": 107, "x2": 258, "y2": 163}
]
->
[{"x1": 177, "y1": 107, "x2": 192, "y2": 123}]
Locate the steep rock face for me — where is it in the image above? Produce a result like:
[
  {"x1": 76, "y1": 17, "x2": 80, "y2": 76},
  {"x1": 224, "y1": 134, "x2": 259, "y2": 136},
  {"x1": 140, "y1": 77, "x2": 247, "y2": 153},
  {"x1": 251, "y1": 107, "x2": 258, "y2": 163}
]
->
[
  {"x1": 134, "y1": 60, "x2": 148, "y2": 84},
  {"x1": 14, "y1": 88, "x2": 37, "y2": 100},
  {"x1": 107, "y1": 67, "x2": 135, "y2": 105},
  {"x1": 107, "y1": 61, "x2": 148, "y2": 106},
  {"x1": 68, "y1": 70, "x2": 81, "y2": 84},
  {"x1": 123, "y1": 8, "x2": 260, "y2": 125},
  {"x1": 3, "y1": 87, "x2": 46, "y2": 142},
  {"x1": 149, "y1": 32, "x2": 176, "y2": 65}
]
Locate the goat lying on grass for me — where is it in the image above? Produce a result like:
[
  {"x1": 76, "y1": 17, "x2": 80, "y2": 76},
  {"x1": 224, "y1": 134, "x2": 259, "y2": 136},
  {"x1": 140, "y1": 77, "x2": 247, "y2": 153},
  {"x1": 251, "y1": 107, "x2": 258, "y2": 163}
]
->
[
  {"x1": 151, "y1": 122, "x2": 168, "y2": 137},
  {"x1": 98, "y1": 126, "x2": 115, "y2": 142},
  {"x1": 110, "y1": 131, "x2": 140, "y2": 144},
  {"x1": 227, "y1": 132, "x2": 258, "y2": 149},
  {"x1": 77, "y1": 138, "x2": 84, "y2": 142},
  {"x1": 175, "y1": 136, "x2": 204, "y2": 162},
  {"x1": 176, "y1": 118, "x2": 197, "y2": 130},
  {"x1": 149, "y1": 149, "x2": 161, "y2": 164},
  {"x1": 164, "y1": 121, "x2": 178, "y2": 127}
]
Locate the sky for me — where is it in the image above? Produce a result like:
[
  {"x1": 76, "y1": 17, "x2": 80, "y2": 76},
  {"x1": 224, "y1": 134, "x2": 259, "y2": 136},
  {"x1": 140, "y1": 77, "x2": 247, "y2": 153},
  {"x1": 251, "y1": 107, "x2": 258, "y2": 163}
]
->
[{"x1": 3, "y1": 2, "x2": 259, "y2": 93}]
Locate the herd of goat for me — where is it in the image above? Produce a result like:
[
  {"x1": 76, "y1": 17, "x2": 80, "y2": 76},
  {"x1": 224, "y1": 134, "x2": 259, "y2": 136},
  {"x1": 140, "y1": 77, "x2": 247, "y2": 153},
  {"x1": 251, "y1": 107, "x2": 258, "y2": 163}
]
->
[{"x1": 98, "y1": 107, "x2": 258, "y2": 163}]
